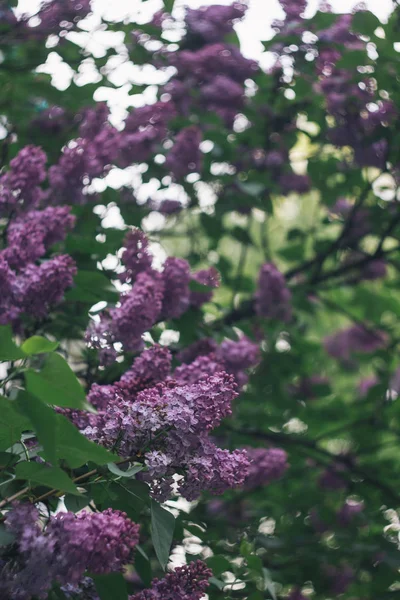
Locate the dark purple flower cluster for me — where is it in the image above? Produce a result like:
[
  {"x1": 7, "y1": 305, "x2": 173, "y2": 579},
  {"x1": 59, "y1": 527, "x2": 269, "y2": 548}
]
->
[
  {"x1": 288, "y1": 375, "x2": 330, "y2": 400},
  {"x1": 244, "y1": 447, "x2": 288, "y2": 489},
  {"x1": 0, "y1": 146, "x2": 76, "y2": 327},
  {"x1": 255, "y1": 262, "x2": 292, "y2": 322},
  {"x1": 330, "y1": 198, "x2": 370, "y2": 245},
  {"x1": 31, "y1": 0, "x2": 92, "y2": 37},
  {"x1": 4, "y1": 206, "x2": 75, "y2": 270},
  {"x1": 87, "y1": 231, "x2": 221, "y2": 358},
  {"x1": 279, "y1": 0, "x2": 307, "y2": 19},
  {"x1": 165, "y1": 126, "x2": 203, "y2": 180},
  {"x1": 337, "y1": 499, "x2": 364, "y2": 527},
  {"x1": 190, "y1": 267, "x2": 220, "y2": 308},
  {"x1": 185, "y1": 3, "x2": 246, "y2": 43},
  {"x1": 0, "y1": 145, "x2": 46, "y2": 215},
  {"x1": 317, "y1": 68, "x2": 394, "y2": 168},
  {"x1": 31, "y1": 105, "x2": 67, "y2": 134},
  {"x1": 165, "y1": 19, "x2": 257, "y2": 128},
  {"x1": 324, "y1": 325, "x2": 387, "y2": 361},
  {"x1": 173, "y1": 335, "x2": 259, "y2": 388},
  {"x1": 1, "y1": 0, "x2": 91, "y2": 42},
  {"x1": 1, "y1": 504, "x2": 139, "y2": 600},
  {"x1": 129, "y1": 560, "x2": 211, "y2": 600}
]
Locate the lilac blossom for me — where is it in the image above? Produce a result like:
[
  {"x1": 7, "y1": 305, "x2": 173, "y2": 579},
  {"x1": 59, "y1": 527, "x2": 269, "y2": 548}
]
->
[
  {"x1": 185, "y1": 3, "x2": 246, "y2": 43},
  {"x1": 129, "y1": 560, "x2": 212, "y2": 600},
  {"x1": 119, "y1": 228, "x2": 153, "y2": 283},
  {"x1": 77, "y1": 371, "x2": 247, "y2": 500},
  {"x1": 165, "y1": 126, "x2": 202, "y2": 180},
  {"x1": 18, "y1": 255, "x2": 77, "y2": 319},
  {"x1": 324, "y1": 325, "x2": 387, "y2": 361},
  {"x1": 0, "y1": 145, "x2": 46, "y2": 213},
  {"x1": 110, "y1": 271, "x2": 164, "y2": 352},
  {"x1": 2, "y1": 504, "x2": 139, "y2": 600},
  {"x1": 244, "y1": 447, "x2": 288, "y2": 489},
  {"x1": 4, "y1": 206, "x2": 75, "y2": 270},
  {"x1": 255, "y1": 262, "x2": 292, "y2": 322},
  {"x1": 190, "y1": 267, "x2": 220, "y2": 308},
  {"x1": 160, "y1": 257, "x2": 191, "y2": 319}
]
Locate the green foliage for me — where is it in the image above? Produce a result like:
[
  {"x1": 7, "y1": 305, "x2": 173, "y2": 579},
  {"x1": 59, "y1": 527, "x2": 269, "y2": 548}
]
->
[
  {"x1": 150, "y1": 500, "x2": 176, "y2": 570},
  {"x1": 1, "y1": 2, "x2": 400, "y2": 598},
  {"x1": 25, "y1": 353, "x2": 88, "y2": 409}
]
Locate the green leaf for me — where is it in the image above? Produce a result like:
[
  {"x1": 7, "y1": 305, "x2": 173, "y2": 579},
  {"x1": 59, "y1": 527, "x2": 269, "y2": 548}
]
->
[
  {"x1": 25, "y1": 353, "x2": 87, "y2": 409},
  {"x1": 56, "y1": 415, "x2": 118, "y2": 468},
  {"x1": 21, "y1": 336, "x2": 58, "y2": 355},
  {"x1": 92, "y1": 573, "x2": 128, "y2": 600},
  {"x1": 263, "y1": 568, "x2": 277, "y2": 600},
  {"x1": 15, "y1": 462, "x2": 81, "y2": 495},
  {"x1": 209, "y1": 576, "x2": 225, "y2": 590},
  {"x1": 0, "y1": 396, "x2": 31, "y2": 451},
  {"x1": 206, "y1": 555, "x2": 232, "y2": 576},
  {"x1": 150, "y1": 499, "x2": 175, "y2": 570},
  {"x1": 112, "y1": 479, "x2": 150, "y2": 515},
  {"x1": 0, "y1": 326, "x2": 25, "y2": 361},
  {"x1": 237, "y1": 182, "x2": 265, "y2": 197},
  {"x1": 135, "y1": 545, "x2": 153, "y2": 587},
  {"x1": 64, "y1": 494, "x2": 89, "y2": 513},
  {"x1": 0, "y1": 525, "x2": 15, "y2": 547},
  {"x1": 17, "y1": 391, "x2": 57, "y2": 464},
  {"x1": 163, "y1": 0, "x2": 175, "y2": 13},
  {"x1": 352, "y1": 10, "x2": 380, "y2": 36},
  {"x1": 107, "y1": 463, "x2": 143, "y2": 478}
]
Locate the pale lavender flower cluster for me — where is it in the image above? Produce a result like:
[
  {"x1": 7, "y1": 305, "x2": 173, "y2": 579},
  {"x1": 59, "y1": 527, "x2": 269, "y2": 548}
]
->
[
  {"x1": 1, "y1": 504, "x2": 139, "y2": 600},
  {"x1": 79, "y1": 370, "x2": 248, "y2": 500},
  {"x1": 62, "y1": 344, "x2": 249, "y2": 500},
  {"x1": 255, "y1": 262, "x2": 292, "y2": 322},
  {"x1": 244, "y1": 447, "x2": 288, "y2": 489},
  {"x1": 324, "y1": 325, "x2": 387, "y2": 361},
  {"x1": 129, "y1": 560, "x2": 212, "y2": 600}
]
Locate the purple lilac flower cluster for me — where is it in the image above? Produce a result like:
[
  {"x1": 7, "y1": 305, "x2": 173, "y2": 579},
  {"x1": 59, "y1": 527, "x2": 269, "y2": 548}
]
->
[
  {"x1": 86, "y1": 230, "x2": 221, "y2": 359},
  {"x1": 129, "y1": 560, "x2": 212, "y2": 600},
  {"x1": 185, "y1": 3, "x2": 246, "y2": 43},
  {"x1": 0, "y1": 146, "x2": 76, "y2": 327},
  {"x1": 255, "y1": 262, "x2": 292, "y2": 322},
  {"x1": 1, "y1": 504, "x2": 139, "y2": 600},
  {"x1": 244, "y1": 447, "x2": 288, "y2": 490},
  {"x1": 173, "y1": 335, "x2": 260, "y2": 388},
  {"x1": 1, "y1": 0, "x2": 92, "y2": 41},
  {"x1": 160, "y1": 4, "x2": 257, "y2": 129},
  {"x1": 61, "y1": 344, "x2": 249, "y2": 500},
  {"x1": 324, "y1": 325, "x2": 387, "y2": 361}
]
